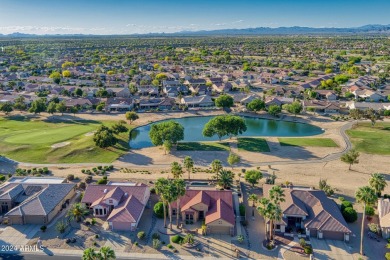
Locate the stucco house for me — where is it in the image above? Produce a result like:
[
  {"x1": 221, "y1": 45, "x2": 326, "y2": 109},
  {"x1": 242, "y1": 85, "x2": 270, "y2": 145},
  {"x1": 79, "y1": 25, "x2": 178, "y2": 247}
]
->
[
  {"x1": 263, "y1": 185, "x2": 351, "y2": 241},
  {"x1": 302, "y1": 100, "x2": 340, "y2": 114},
  {"x1": 82, "y1": 183, "x2": 150, "y2": 231},
  {"x1": 171, "y1": 190, "x2": 235, "y2": 235},
  {"x1": 1, "y1": 177, "x2": 76, "y2": 225},
  {"x1": 181, "y1": 95, "x2": 214, "y2": 108},
  {"x1": 378, "y1": 198, "x2": 390, "y2": 239}
]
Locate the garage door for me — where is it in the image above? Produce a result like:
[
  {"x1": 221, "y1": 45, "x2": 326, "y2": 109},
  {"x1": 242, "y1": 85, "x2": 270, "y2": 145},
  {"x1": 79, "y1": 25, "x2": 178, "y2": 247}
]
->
[
  {"x1": 9, "y1": 216, "x2": 23, "y2": 225},
  {"x1": 209, "y1": 225, "x2": 231, "y2": 234},
  {"x1": 323, "y1": 231, "x2": 344, "y2": 240}
]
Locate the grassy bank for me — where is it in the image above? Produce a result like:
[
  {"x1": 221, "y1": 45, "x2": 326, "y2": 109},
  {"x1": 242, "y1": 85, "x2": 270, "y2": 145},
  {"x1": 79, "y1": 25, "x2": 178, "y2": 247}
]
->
[
  {"x1": 0, "y1": 115, "x2": 132, "y2": 163},
  {"x1": 346, "y1": 122, "x2": 390, "y2": 155},
  {"x1": 177, "y1": 141, "x2": 230, "y2": 151},
  {"x1": 278, "y1": 138, "x2": 338, "y2": 147},
  {"x1": 237, "y1": 138, "x2": 270, "y2": 152}
]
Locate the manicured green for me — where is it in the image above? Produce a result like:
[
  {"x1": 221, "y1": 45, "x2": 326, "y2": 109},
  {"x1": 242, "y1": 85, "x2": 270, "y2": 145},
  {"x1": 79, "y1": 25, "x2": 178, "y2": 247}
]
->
[
  {"x1": 278, "y1": 138, "x2": 338, "y2": 147},
  {"x1": 0, "y1": 115, "x2": 132, "y2": 163},
  {"x1": 237, "y1": 138, "x2": 270, "y2": 152},
  {"x1": 346, "y1": 123, "x2": 390, "y2": 155},
  {"x1": 176, "y1": 141, "x2": 229, "y2": 151}
]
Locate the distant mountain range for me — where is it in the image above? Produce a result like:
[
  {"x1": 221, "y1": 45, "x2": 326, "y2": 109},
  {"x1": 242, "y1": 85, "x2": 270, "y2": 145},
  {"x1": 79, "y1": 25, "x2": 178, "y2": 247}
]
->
[{"x1": 1, "y1": 24, "x2": 390, "y2": 37}]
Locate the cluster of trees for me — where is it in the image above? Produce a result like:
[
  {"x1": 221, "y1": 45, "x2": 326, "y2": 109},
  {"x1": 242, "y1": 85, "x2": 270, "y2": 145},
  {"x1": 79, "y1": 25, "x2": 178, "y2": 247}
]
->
[
  {"x1": 93, "y1": 121, "x2": 129, "y2": 148},
  {"x1": 82, "y1": 246, "x2": 116, "y2": 260},
  {"x1": 349, "y1": 108, "x2": 383, "y2": 126},
  {"x1": 203, "y1": 115, "x2": 247, "y2": 140}
]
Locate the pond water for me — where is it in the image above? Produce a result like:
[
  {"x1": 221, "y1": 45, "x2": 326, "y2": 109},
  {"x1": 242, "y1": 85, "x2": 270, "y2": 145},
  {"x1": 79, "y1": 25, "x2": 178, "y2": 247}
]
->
[{"x1": 129, "y1": 116, "x2": 324, "y2": 149}]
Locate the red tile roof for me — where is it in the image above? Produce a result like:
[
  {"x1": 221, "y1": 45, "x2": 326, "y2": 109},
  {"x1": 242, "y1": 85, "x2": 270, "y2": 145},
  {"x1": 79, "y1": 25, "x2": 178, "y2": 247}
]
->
[{"x1": 107, "y1": 195, "x2": 144, "y2": 223}]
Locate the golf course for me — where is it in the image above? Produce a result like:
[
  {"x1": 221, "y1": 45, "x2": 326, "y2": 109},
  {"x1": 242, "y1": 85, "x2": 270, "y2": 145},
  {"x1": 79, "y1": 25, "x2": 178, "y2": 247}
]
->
[{"x1": 0, "y1": 115, "x2": 132, "y2": 163}]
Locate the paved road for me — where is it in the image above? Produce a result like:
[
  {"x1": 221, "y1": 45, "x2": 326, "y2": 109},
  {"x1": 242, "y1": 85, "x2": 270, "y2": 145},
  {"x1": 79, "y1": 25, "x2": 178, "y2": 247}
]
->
[{"x1": 0, "y1": 121, "x2": 355, "y2": 169}]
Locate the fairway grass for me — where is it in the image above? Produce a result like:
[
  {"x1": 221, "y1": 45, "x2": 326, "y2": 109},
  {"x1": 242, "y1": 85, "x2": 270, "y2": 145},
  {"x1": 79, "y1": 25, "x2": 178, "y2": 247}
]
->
[
  {"x1": 346, "y1": 122, "x2": 390, "y2": 155},
  {"x1": 237, "y1": 138, "x2": 270, "y2": 152},
  {"x1": 177, "y1": 141, "x2": 230, "y2": 151},
  {"x1": 278, "y1": 138, "x2": 338, "y2": 147},
  {"x1": 0, "y1": 116, "x2": 132, "y2": 163}
]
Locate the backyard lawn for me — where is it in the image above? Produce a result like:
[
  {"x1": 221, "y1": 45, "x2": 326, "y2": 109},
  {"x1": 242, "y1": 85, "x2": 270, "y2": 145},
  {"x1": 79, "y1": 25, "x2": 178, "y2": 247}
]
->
[
  {"x1": 346, "y1": 122, "x2": 390, "y2": 155},
  {"x1": 237, "y1": 138, "x2": 270, "y2": 152},
  {"x1": 0, "y1": 115, "x2": 132, "y2": 163},
  {"x1": 177, "y1": 141, "x2": 230, "y2": 151},
  {"x1": 278, "y1": 138, "x2": 338, "y2": 147}
]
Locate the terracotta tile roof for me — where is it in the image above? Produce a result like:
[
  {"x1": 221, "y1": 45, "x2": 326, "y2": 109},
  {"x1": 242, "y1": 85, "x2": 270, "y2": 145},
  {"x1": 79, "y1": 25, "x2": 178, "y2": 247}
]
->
[
  {"x1": 205, "y1": 198, "x2": 235, "y2": 226},
  {"x1": 107, "y1": 195, "x2": 144, "y2": 223},
  {"x1": 103, "y1": 187, "x2": 124, "y2": 202},
  {"x1": 174, "y1": 190, "x2": 234, "y2": 226}
]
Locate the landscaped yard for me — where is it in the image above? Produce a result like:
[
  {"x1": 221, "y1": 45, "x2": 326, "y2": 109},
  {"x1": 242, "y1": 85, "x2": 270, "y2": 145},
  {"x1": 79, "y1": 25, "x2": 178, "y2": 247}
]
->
[
  {"x1": 346, "y1": 122, "x2": 390, "y2": 155},
  {"x1": 177, "y1": 141, "x2": 230, "y2": 151},
  {"x1": 0, "y1": 115, "x2": 132, "y2": 163},
  {"x1": 278, "y1": 138, "x2": 338, "y2": 147},
  {"x1": 237, "y1": 138, "x2": 270, "y2": 152}
]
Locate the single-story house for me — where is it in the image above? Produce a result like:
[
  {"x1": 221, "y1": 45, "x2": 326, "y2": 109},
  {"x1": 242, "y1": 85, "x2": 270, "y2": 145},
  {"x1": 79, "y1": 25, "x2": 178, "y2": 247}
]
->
[
  {"x1": 212, "y1": 82, "x2": 232, "y2": 93},
  {"x1": 231, "y1": 94, "x2": 258, "y2": 106},
  {"x1": 138, "y1": 97, "x2": 176, "y2": 110},
  {"x1": 171, "y1": 190, "x2": 235, "y2": 235},
  {"x1": 345, "y1": 101, "x2": 390, "y2": 111},
  {"x1": 2, "y1": 178, "x2": 76, "y2": 225},
  {"x1": 106, "y1": 97, "x2": 134, "y2": 112},
  {"x1": 302, "y1": 100, "x2": 340, "y2": 114},
  {"x1": 181, "y1": 95, "x2": 214, "y2": 108},
  {"x1": 316, "y1": 90, "x2": 338, "y2": 101},
  {"x1": 189, "y1": 85, "x2": 209, "y2": 95},
  {"x1": 263, "y1": 185, "x2": 352, "y2": 241},
  {"x1": 82, "y1": 183, "x2": 150, "y2": 231},
  {"x1": 378, "y1": 198, "x2": 390, "y2": 239}
]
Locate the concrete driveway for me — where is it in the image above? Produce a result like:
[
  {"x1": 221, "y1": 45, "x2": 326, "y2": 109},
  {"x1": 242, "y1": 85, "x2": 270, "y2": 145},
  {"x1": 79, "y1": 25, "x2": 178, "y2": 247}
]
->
[
  {"x1": 0, "y1": 225, "x2": 40, "y2": 247},
  {"x1": 310, "y1": 238, "x2": 353, "y2": 260}
]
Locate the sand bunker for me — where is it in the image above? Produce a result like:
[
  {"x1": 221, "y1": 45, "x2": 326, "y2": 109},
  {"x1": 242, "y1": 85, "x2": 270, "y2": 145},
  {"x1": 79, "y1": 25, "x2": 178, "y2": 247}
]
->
[
  {"x1": 85, "y1": 131, "x2": 96, "y2": 136},
  {"x1": 51, "y1": 142, "x2": 70, "y2": 148}
]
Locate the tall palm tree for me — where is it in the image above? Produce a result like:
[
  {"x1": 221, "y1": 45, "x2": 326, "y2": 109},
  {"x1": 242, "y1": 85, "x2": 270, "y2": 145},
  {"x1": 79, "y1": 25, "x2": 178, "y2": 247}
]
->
[
  {"x1": 218, "y1": 169, "x2": 234, "y2": 189},
  {"x1": 171, "y1": 161, "x2": 183, "y2": 179},
  {"x1": 356, "y1": 186, "x2": 377, "y2": 255},
  {"x1": 257, "y1": 197, "x2": 272, "y2": 239},
  {"x1": 165, "y1": 182, "x2": 177, "y2": 230},
  {"x1": 67, "y1": 203, "x2": 89, "y2": 223},
  {"x1": 268, "y1": 203, "x2": 283, "y2": 240},
  {"x1": 82, "y1": 248, "x2": 98, "y2": 260},
  {"x1": 183, "y1": 156, "x2": 194, "y2": 180},
  {"x1": 155, "y1": 178, "x2": 169, "y2": 228},
  {"x1": 248, "y1": 194, "x2": 258, "y2": 218},
  {"x1": 269, "y1": 185, "x2": 285, "y2": 206},
  {"x1": 174, "y1": 178, "x2": 186, "y2": 228},
  {"x1": 99, "y1": 246, "x2": 116, "y2": 260},
  {"x1": 369, "y1": 173, "x2": 387, "y2": 197},
  {"x1": 211, "y1": 159, "x2": 223, "y2": 177}
]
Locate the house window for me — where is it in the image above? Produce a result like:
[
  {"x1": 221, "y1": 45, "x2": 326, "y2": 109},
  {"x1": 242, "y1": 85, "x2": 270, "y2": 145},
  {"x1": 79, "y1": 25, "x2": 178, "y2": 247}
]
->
[
  {"x1": 172, "y1": 209, "x2": 176, "y2": 216},
  {"x1": 276, "y1": 225, "x2": 280, "y2": 230},
  {"x1": 218, "y1": 221, "x2": 222, "y2": 224}
]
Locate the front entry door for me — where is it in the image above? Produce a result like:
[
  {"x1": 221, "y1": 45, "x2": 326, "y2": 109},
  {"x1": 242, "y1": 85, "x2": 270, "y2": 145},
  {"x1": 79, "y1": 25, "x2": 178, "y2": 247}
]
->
[{"x1": 199, "y1": 211, "x2": 204, "y2": 220}]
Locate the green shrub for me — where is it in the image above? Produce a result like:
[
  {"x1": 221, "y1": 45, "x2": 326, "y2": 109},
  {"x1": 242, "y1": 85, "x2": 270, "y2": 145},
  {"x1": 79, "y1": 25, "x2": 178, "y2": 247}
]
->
[
  {"x1": 171, "y1": 235, "x2": 184, "y2": 244},
  {"x1": 152, "y1": 233, "x2": 160, "y2": 240},
  {"x1": 91, "y1": 218, "x2": 97, "y2": 225},
  {"x1": 0, "y1": 175, "x2": 6, "y2": 181},
  {"x1": 341, "y1": 201, "x2": 353, "y2": 211},
  {"x1": 299, "y1": 238, "x2": 306, "y2": 247},
  {"x1": 338, "y1": 196, "x2": 345, "y2": 201},
  {"x1": 304, "y1": 246, "x2": 313, "y2": 254},
  {"x1": 134, "y1": 241, "x2": 138, "y2": 246},
  {"x1": 237, "y1": 235, "x2": 244, "y2": 243},
  {"x1": 95, "y1": 234, "x2": 99, "y2": 238},
  {"x1": 365, "y1": 206, "x2": 375, "y2": 216},
  {"x1": 81, "y1": 169, "x2": 86, "y2": 174},
  {"x1": 97, "y1": 178, "x2": 107, "y2": 185},
  {"x1": 342, "y1": 207, "x2": 358, "y2": 223},
  {"x1": 167, "y1": 244, "x2": 174, "y2": 249},
  {"x1": 40, "y1": 225, "x2": 47, "y2": 232},
  {"x1": 67, "y1": 174, "x2": 75, "y2": 181},
  {"x1": 154, "y1": 202, "x2": 165, "y2": 218},
  {"x1": 239, "y1": 203, "x2": 245, "y2": 217},
  {"x1": 153, "y1": 239, "x2": 161, "y2": 249},
  {"x1": 150, "y1": 187, "x2": 156, "y2": 194},
  {"x1": 137, "y1": 231, "x2": 145, "y2": 240},
  {"x1": 384, "y1": 110, "x2": 390, "y2": 117},
  {"x1": 97, "y1": 166, "x2": 103, "y2": 170}
]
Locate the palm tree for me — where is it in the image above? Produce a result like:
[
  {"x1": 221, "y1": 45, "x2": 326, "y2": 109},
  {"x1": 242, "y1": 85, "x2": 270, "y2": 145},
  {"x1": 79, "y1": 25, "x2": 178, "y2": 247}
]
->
[
  {"x1": 165, "y1": 182, "x2": 177, "y2": 230},
  {"x1": 269, "y1": 186, "x2": 285, "y2": 205},
  {"x1": 257, "y1": 197, "x2": 272, "y2": 239},
  {"x1": 248, "y1": 194, "x2": 258, "y2": 218},
  {"x1": 211, "y1": 159, "x2": 223, "y2": 175},
  {"x1": 217, "y1": 169, "x2": 234, "y2": 189},
  {"x1": 171, "y1": 161, "x2": 183, "y2": 179},
  {"x1": 183, "y1": 156, "x2": 194, "y2": 180},
  {"x1": 99, "y1": 246, "x2": 116, "y2": 260},
  {"x1": 268, "y1": 203, "x2": 283, "y2": 241},
  {"x1": 67, "y1": 203, "x2": 89, "y2": 223},
  {"x1": 174, "y1": 178, "x2": 186, "y2": 228},
  {"x1": 369, "y1": 173, "x2": 387, "y2": 197},
  {"x1": 155, "y1": 178, "x2": 169, "y2": 228},
  {"x1": 356, "y1": 186, "x2": 377, "y2": 255},
  {"x1": 82, "y1": 248, "x2": 98, "y2": 260}
]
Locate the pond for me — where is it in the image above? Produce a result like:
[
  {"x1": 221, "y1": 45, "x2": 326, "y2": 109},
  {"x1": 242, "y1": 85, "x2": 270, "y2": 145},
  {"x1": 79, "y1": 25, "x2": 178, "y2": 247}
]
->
[{"x1": 129, "y1": 116, "x2": 324, "y2": 149}]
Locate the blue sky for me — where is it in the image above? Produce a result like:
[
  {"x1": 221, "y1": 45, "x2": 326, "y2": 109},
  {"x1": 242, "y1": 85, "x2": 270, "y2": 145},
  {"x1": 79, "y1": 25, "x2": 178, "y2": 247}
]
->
[{"x1": 0, "y1": 0, "x2": 389, "y2": 35}]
